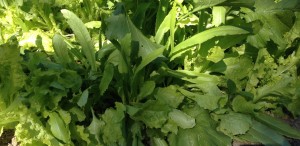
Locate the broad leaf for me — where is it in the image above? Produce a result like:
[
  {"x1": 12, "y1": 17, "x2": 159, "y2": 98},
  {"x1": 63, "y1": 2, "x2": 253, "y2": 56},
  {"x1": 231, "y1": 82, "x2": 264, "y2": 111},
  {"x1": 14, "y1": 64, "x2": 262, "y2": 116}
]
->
[
  {"x1": 128, "y1": 100, "x2": 171, "y2": 129},
  {"x1": 137, "y1": 81, "x2": 156, "y2": 101},
  {"x1": 232, "y1": 95, "x2": 269, "y2": 115},
  {"x1": 209, "y1": 56, "x2": 253, "y2": 90},
  {"x1": 168, "y1": 105, "x2": 231, "y2": 146},
  {"x1": 85, "y1": 21, "x2": 101, "y2": 29},
  {"x1": 155, "y1": 86, "x2": 184, "y2": 108},
  {"x1": 88, "y1": 110, "x2": 105, "y2": 143},
  {"x1": 52, "y1": 34, "x2": 70, "y2": 65},
  {"x1": 206, "y1": 46, "x2": 224, "y2": 63},
  {"x1": 0, "y1": 37, "x2": 25, "y2": 110},
  {"x1": 217, "y1": 112, "x2": 252, "y2": 136},
  {"x1": 169, "y1": 109, "x2": 196, "y2": 129},
  {"x1": 15, "y1": 112, "x2": 62, "y2": 146},
  {"x1": 179, "y1": 88, "x2": 226, "y2": 110},
  {"x1": 70, "y1": 107, "x2": 86, "y2": 122},
  {"x1": 48, "y1": 112, "x2": 71, "y2": 143},
  {"x1": 212, "y1": 6, "x2": 226, "y2": 27},
  {"x1": 101, "y1": 103, "x2": 126, "y2": 145},
  {"x1": 105, "y1": 9, "x2": 162, "y2": 58},
  {"x1": 77, "y1": 88, "x2": 89, "y2": 107}
]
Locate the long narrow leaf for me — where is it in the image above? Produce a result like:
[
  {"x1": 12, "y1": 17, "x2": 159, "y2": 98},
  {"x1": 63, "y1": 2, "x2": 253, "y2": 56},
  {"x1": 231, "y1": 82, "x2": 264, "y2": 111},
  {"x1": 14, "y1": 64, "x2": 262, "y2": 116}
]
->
[
  {"x1": 254, "y1": 113, "x2": 300, "y2": 139},
  {"x1": 99, "y1": 63, "x2": 114, "y2": 95},
  {"x1": 134, "y1": 46, "x2": 165, "y2": 75},
  {"x1": 243, "y1": 120, "x2": 290, "y2": 146},
  {"x1": 61, "y1": 9, "x2": 96, "y2": 71},
  {"x1": 169, "y1": 109, "x2": 195, "y2": 129},
  {"x1": 170, "y1": 26, "x2": 249, "y2": 60},
  {"x1": 170, "y1": 3, "x2": 177, "y2": 51},
  {"x1": 179, "y1": 0, "x2": 227, "y2": 21},
  {"x1": 155, "y1": 12, "x2": 171, "y2": 44}
]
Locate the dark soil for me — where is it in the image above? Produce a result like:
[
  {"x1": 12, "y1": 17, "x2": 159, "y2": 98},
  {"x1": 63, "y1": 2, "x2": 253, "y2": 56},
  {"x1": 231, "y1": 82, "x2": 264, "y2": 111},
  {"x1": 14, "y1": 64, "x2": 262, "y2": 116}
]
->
[{"x1": 0, "y1": 130, "x2": 14, "y2": 146}]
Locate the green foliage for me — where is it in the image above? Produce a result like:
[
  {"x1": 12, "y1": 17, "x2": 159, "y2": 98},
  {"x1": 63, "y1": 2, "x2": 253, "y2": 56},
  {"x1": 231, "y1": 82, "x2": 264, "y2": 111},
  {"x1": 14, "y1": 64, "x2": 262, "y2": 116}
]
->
[
  {"x1": 61, "y1": 9, "x2": 97, "y2": 71},
  {"x1": 0, "y1": 0, "x2": 300, "y2": 145}
]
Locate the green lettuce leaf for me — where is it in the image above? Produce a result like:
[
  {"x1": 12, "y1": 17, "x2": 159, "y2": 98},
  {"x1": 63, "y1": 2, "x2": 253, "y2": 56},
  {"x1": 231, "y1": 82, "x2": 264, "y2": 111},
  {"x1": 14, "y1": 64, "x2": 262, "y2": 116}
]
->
[
  {"x1": 168, "y1": 105, "x2": 231, "y2": 146},
  {"x1": 155, "y1": 86, "x2": 184, "y2": 108},
  {"x1": 244, "y1": 0, "x2": 299, "y2": 50},
  {"x1": 169, "y1": 109, "x2": 196, "y2": 129},
  {"x1": 0, "y1": 37, "x2": 25, "y2": 110},
  {"x1": 88, "y1": 110, "x2": 105, "y2": 144},
  {"x1": 101, "y1": 102, "x2": 126, "y2": 145},
  {"x1": 15, "y1": 111, "x2": 63, "y2": 146},
  {"x1": 127, "y1": 100, "x2": 171, "y2": 129},
  {"x1": 216, "y1": 112, "x2": 252, "y2": 136}
]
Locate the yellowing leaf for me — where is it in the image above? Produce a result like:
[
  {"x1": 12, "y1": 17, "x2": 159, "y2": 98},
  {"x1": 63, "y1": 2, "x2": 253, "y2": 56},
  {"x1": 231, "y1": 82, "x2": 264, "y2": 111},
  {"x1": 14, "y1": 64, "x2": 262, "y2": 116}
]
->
[{"x1": 206, "y1": 46, "x2": 224, "y2": 63}]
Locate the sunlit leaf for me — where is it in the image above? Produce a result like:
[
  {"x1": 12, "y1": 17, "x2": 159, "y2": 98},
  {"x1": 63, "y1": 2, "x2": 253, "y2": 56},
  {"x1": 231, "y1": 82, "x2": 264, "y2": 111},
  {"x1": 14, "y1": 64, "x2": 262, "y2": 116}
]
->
[
  {"x1": 170, "y1": 26, "x2": 248, "y2": 60},
  {"x1": 212, "y1": 6, "x2": 226, "y2": 27},
  {"x1": 61, "y1": 9, "x2": 96, "y2": 71}
]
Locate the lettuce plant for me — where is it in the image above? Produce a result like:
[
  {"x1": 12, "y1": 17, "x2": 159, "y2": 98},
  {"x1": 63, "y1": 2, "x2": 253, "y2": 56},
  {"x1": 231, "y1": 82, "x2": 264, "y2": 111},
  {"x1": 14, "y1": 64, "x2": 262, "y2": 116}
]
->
[{"x1": 1, "y1": 0, "x2": 300, "y2": 145}]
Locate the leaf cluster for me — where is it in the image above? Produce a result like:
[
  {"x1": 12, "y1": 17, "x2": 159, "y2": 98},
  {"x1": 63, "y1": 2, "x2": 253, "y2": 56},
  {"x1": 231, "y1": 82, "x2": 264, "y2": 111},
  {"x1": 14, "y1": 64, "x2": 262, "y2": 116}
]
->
[{"x1": 1, "y1": 0, "x2": 300, "y2": 145}]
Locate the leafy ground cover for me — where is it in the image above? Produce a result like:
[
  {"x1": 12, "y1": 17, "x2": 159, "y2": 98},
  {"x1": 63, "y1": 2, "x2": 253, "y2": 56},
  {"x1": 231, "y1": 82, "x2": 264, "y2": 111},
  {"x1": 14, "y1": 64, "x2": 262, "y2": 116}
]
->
[{"x1": 1, "y1": 0, "x2": 300, "y2": 145}]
